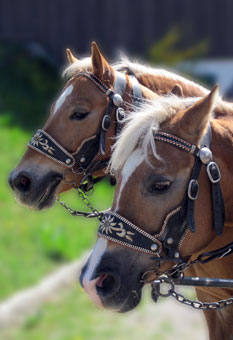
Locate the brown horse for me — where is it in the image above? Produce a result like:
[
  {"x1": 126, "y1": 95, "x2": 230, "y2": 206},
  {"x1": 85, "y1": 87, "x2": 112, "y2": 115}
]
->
[
  {"x1": 80, "y1": 87, "x2": 233, "y2": 339},
  {"x1": 8, "y1": 41, "x2": 230, "y2": 211},
  {"x1": 9, "y1": 43, "x2": 231, "y2": 210}
]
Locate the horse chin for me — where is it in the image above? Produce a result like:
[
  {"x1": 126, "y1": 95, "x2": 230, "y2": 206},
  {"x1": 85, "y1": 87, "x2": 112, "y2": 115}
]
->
[
  {"x1": 117, "y1": 287, "x2": 142, "y2": 313},
  {"x1": 100, "y1": 285, "x2": 143, "y2": 313}
]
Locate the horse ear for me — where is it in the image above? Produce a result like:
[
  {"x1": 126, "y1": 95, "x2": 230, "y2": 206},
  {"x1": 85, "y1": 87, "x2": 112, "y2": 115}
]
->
[
  {"x1": 66, "y1": 48, "x2": 79, "y2": 64},
  {"x1": 171, "y1": 84, "x2": 184, "y2": 97},
  {"x1": 175, "y1": 85, "x2": 218, "y2": 142},
  {"x1": 91, "y1": 41, "x2": 112, "y2": 79}
]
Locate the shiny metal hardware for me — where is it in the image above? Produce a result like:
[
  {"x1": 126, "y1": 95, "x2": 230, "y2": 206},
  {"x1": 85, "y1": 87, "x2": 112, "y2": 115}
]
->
[
  {"x1": 166, "y1": 237, "x2": 174, "y2": 245},
  {"x1": 199, "y1": 147, "x2": 213, "y2": 164},
  {"x1": 188, "y1": 179, "x2": 199, "y2": 200},
  {"x1": 207, "y1": 161, "x2": 221, "y2": 183},
  {"x1": 151, "y1": 243, "x2": 159, "y2": 251},
  {"x1": 113, "y1": 94, "x2": 123, "y2": 107},
  {"x1": 116, "y1": 107, "x2": 125, "y2": 122},
  {"x1": 102, "y1": 115, "x2": 111, "y2": 131}
]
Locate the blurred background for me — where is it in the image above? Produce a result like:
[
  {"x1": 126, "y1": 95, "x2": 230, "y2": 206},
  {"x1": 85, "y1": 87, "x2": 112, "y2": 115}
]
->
[{"x1": 0, "y1": 0, "x2": 232, "y2": 339}]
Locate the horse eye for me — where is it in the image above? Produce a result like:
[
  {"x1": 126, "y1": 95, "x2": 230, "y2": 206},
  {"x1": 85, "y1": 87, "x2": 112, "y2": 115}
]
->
[
  {"x1": 149, "y1": 180, "x2": 171, "y2": 194},
  {"x1": 70, "y1": 112, "x2": 90, "y2": 120}
]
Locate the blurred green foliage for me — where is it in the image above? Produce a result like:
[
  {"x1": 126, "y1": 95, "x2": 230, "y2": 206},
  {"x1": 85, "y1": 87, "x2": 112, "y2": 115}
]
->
[
  {"x1": 0, "y1": 43, "x2": 62, "y2": 130},
  {"x1": 0, "y1": 116, "x2": 114, "y2": 299},
  {"x1": 149, "y1": 27, "x2": 208, "y2": 66}
]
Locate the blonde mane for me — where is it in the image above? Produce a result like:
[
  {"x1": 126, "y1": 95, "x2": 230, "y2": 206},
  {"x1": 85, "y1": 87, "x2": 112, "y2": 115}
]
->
[
  {"x1": 62, "y1": 56, "x2": 206, "y2": 96},
  {"x1": 62, "y1": 55, "x2": 233, "y2": 121},
  {"x1": 62, "y1": 57, "x2": 92, "y2": 79},
  {"x1": 113, "y1": 56, "x2": 209, "y2": 94},
  {"x1": 110, "y1": 96, "x2": 216, "y2": 172}
]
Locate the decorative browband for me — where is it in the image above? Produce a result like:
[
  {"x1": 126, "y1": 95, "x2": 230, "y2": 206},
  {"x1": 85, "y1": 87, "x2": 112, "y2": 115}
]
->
[
  {"x1": 28, "y1": 130, "x2": 75, "y2": 168},
  {"x1": 154, "y1": 132, "x2": 199, "y2": 156},
  {"x1": 98, "y1": 211, "x2": 162, "y2": 255},
  {"x1": 77, "y1": 72, "x2": 111, "y2": 96}
]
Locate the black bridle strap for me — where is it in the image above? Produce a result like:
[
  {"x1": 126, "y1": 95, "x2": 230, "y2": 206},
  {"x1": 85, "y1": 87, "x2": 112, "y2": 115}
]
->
[
  {"x1": 154, "y1": 128, "x2": 225, "y2": 236},
  {"x1": 98, "y1": 211, "x2": 162, "y2": 255},
  {"x1": 211, "y1": 172, "x2": 225, "y2": 236},
  {"x1": 28, "y1": 130, "x2": 75, "y2": 167},
  {"x1": 186, "y1": 157, "x2": 203, "y2": 232}
]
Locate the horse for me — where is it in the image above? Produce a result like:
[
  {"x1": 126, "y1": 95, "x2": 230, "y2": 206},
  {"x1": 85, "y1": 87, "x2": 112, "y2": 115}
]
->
[
  {"x1": 80, "y1": 86, "x2": 233, "y2": 340},
  {"x1": 9, "y1": 41, "x2": 216, "y2": 212}
]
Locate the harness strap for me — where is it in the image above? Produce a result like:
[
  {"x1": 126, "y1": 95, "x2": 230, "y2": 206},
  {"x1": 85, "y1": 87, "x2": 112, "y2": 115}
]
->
[
  {"x1": 130, "y1": 75, "x2": 142, "y2": 106},
  {"x1": 187, "y1": 157, "x2": 202, "y2": 232},
  {"x1": 211, "y1": 181, "x2": 225, "y2": 235},
  {"x1": 187, "y1": 124, "x2": 211, "y2": 232},
  {"x1": 114, "y1": 71, "x2": 126, "y2": 97}
]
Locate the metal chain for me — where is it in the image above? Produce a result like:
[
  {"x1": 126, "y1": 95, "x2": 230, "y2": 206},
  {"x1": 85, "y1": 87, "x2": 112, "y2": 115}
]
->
[
  {"x1": 76, "y1": 188, "x2": 103, "y2": 221},
  {"x1": 56, "y1": 188, "x2": 103, "y2": 220},
  {"x1": 170, "y1": 289, "x2": 233, "y2": 310},
  {"x1": 151, "y1": 256, "x2": 233, "y2": 311},
  {"x1": 56, "y1": 168, "x2": 104, "y2": 220}
]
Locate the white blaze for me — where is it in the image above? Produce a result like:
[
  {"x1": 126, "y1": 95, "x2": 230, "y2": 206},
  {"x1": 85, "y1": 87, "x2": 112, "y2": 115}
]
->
[
  {"x1": 114, "y1": 148, "x2": 145, "y2": 212},
  {"x1": 54, "y1": 84, "x2": 74, "y2": 115},
  {"x1": 82, "y1": 238, "x2": 108, "y2": 308}
]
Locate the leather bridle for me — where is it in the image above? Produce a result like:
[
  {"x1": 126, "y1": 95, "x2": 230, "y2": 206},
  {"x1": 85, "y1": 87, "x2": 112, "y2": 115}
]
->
[
  {"x1": 98, "y1": 125, "x2": 225, "y2": 264},
  {"x1": 28, "y1": 71, "x2": 142, "y2": 190}
]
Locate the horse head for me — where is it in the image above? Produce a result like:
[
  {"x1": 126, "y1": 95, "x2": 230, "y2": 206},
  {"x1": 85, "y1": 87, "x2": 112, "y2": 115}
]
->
[
  {"x1": 9, "y1": 42, "x2": 157, "y2": 210},
  {"x1": 80, "y1": 86, "x2": 233, "y2": 317}
]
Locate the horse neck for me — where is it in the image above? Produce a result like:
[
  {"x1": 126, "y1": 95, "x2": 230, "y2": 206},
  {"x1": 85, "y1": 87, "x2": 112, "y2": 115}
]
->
[
  {"x1": 184, "y1": 118, "x2": 233, "y2": 298},
  {"x1": 211, "y1": 117, "x2": 233, "y2": 225},
  {"x1": 135, "y1": 72, "x2": 208, "y2": 97}
]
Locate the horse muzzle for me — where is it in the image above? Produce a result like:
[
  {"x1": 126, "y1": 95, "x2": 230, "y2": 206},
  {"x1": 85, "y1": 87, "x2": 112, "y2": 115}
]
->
[
  {"x1": 79, "y1": 247, "x2": 144, "y2": 313},
  {"x1": 8, "y1": 169, "x2": 62, "y2": 210}
]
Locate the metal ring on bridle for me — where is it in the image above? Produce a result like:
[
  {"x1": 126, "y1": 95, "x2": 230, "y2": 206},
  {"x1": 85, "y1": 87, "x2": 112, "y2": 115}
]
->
[
  {"x1": 152, "y1": 278, "x2": 175, "y2": 297},
  {"x1": 116, "y1": 107, "x2": 125, "y2": 122}
]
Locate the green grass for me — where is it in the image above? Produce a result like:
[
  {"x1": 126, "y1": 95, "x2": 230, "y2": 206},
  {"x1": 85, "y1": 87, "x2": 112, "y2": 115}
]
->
[
  {"x1": 0, "y1": 116, "x2": 114, "y2": 299},
  {"x1": 0, "y1": 117, "x2": 203, "y2": 340},
  {"x1": 0, "y1": 286, "x2": 168, "y2": 340}
]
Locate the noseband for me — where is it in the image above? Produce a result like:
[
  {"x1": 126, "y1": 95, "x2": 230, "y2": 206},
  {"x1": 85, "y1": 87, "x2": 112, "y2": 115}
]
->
[{"x1": 98, "y1": 126, "x2": 225, "y2": 263}]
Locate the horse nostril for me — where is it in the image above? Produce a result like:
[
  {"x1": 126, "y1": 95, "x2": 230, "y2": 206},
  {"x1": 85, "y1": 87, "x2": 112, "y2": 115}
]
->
[
  {"x1": 96, "y1": 273, "x2": 120, "y2": 297},
  {"x1": 96, "y1": 274, "x2": 109, "y2": 288},
  {"x1": 14, "y1": 173, "x2": 32, "y2": 192}
]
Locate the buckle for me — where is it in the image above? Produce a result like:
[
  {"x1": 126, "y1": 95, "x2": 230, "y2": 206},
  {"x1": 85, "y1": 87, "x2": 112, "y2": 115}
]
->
[
  {"x1": 207, "y1": 161, "x2": 221, "y2": 183},
  {"x1": 116, "y1": 107, "x2": 125, "y2": 122},
  {"x1": 188, "y1": 179, "x2": 199, "y2": 200},
  {"x1": 102, "y1": 115, "x2": 111, "y2": 131}
]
